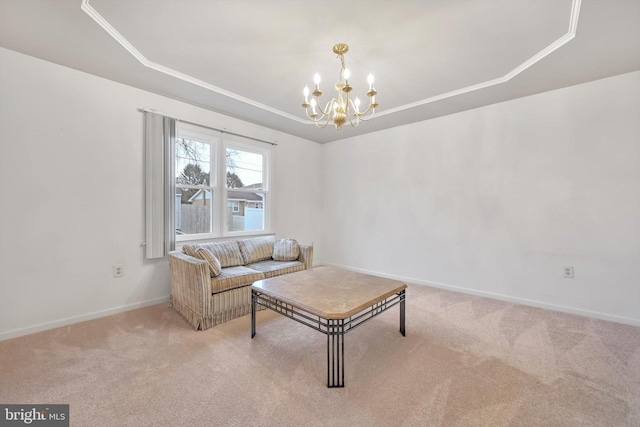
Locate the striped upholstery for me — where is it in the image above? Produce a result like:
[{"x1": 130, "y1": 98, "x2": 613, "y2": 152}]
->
[
  {"x1": 273, "y1": 239, "x2": 300, "y2": 261},
  {"x1": 168, "y1": 241, "x2": 313, "y2": 331},
  {"x1": 298, "y1": 245, "x2": 313, "y2": 270},
  {"x1": 181, "y1": 245, "x2": 197, "y2": 257},
  {"x1": 210, "y1": 266, "x2": 265, "y2": 294},
  {"x1": 168, "y1": 251, "x2": 211, "y2": 329},
  {"x1": 183, "y1": 241, "x2": 244, "y2": 267},
  {"x1": 238, "y1": 236, "x2": 276, "y2": 264},
  {"x1": 205, "y1": 286, "x2": 254, "y2": 328},
  {"x1": 195, "y1": 247, "x2": 222, "y2": 277},
  {"x1": 246, "y1": 259, "x2": 305, "y2": 279},
  {"x1": 170, "y1": 284, "x2": 255, "y2": 330}
]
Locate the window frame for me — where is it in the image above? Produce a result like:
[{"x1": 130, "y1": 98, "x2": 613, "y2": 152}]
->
[
  {"x1": 175, "y1": 124, "x2": 220, "y2": 241},
  {"x1": 223, "y1": 138, "x2": 272, "y2": 237},
  {"x1": 175, "y1": 122, "x2": 272, "y2": 242}
]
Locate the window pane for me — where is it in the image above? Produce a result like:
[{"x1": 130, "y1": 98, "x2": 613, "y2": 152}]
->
[
  {"x1": 226, "y1": 148, "x2": 262, "y2": 189},
  {"x1": 176, "y1": 138, "x2": 210, "y2": 185},
  {"x1": 176, "y1": 187, "x2": 213, "y2": 235},
  {"x1": 226, "y1": 192, "x2": 264, "y2": 232}
]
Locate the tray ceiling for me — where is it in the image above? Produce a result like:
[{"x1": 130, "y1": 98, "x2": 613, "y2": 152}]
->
[{"x1": 1, "y1": 0, "x2": 639, "y2": 143}]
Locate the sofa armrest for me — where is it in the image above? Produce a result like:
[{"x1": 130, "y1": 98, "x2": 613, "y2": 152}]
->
[
  {"x1": 168, "y1": 251, "x2": 212, "y2": 323},
  {"x1": 298, "y1": 244, "x2": 314, "y2": 270}
]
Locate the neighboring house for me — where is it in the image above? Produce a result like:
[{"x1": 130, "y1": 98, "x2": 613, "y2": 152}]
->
[
  {"x1": 187, "y1": 188, "x2": 264, "y2": 217},
  {"x1": 187, "y1": 189, "x2": 211, "y2": 205},
  {"x1": 184, "y1": 187, "x2": 264, "y2": 232}
]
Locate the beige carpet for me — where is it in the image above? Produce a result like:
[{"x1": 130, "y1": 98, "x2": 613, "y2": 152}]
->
[{"x1": 1, "y1": 283, "x2": 639, "y2": 426}]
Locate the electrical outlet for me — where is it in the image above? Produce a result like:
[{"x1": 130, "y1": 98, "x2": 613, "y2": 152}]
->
[
  {"x1": 563, "y1": 266, "x2": 574, "y2": 279},
  {"x1": 113, "y1": 264, "x2": 124, "y2": 278}
]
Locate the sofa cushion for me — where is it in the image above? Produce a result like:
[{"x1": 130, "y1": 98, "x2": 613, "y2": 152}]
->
[
  {"x1": 195, "y1": 248, "x2": 222, "y2": 277},
  {"x1": 183, "y1": 241, "x2": 244, "y2": 268},
  {"x1": 238, "y1": 236, "x2": 276, "y2": 264},
  {"x1": 247, "y1": 260, "x2": 305, "y2": 279},
  {"x1": 273, "y1": 239, "x2": 300, "y2": 261},
  {"x1": 210, "y1": 266, "x2": 265, "y2": 294}
]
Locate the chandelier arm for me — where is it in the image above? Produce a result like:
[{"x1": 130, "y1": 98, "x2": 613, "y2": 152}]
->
[
  {"x1": 346, "y1": 114, "x2": 360, "y2": 128},
  {"x1": 355, "y1": 100, "x2": 375, "y2": 116},
  {"x1": 315, "y1": 98, "x2": 336, "y2": 116},
  {"x1": 345, "y1": 97, "x2": 360, "y2": 128},
  {"x1": 305, "y1": 99, "x2": 335, "y2": 122},
  {"x1": 346, "y1": 96, "x2": 359, "y2": 116},
  {"x1": 304, "y1": 106, "x2": 325, "y2": 122},
  {"x1": 356, "y1": 107, "x2": 376, "y2": 122},
  {"x1": 314, "y1": 114, "x2": 332, "y2": 129},
  {"x1": 304, "y1": 105, "x2": 334, "y2": 129},
  {"x1": 304, "y1": 109, "x2": 319, "y2": 122}
]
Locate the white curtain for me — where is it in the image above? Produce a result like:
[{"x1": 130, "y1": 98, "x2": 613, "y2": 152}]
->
[{"x1": 144, "y1": 112, "x2": 176, "y2": 259}]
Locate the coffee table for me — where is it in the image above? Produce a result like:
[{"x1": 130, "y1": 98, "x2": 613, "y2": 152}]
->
[{"x1": 251, "y1": 265, "x2": 407, "y2": 388}]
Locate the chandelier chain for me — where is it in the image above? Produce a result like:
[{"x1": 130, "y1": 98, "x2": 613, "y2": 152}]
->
[{"x1": 337, "y1": 53, "x2": 346, "y2": 81}]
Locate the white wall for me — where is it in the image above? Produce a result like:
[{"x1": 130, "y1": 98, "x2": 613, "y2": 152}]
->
[
  {"x1": 322, "y1": 71, "x2": 640, "y2": 325},
  {"x1": 0, "y1": 48, "x2": 323, "y2": 340},
  {"x1": 1, "y1": 45, "x2": 637, "y2": 340}
]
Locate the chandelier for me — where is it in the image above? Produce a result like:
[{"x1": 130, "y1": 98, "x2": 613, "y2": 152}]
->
[{"x1": 302, "y1": 43, "x2": 378, "y2": 129}]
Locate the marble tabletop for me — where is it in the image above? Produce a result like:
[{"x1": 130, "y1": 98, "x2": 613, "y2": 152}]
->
[{"x1": 251, "y1": 265, "x2": 407, "y2": 319}]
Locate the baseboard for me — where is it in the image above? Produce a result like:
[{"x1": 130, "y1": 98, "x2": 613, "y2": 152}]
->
[
  {"x1": 324, "y1": 263, "x2": 640, "y2": 328},
  {"x1": 0, "y1": 296, "x2": 170, "y2": 342}
]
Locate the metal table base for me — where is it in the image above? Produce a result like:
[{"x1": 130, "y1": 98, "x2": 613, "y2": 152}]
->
[{"x1": 251, "y1": 288, "x2": 406, "y2": 388}]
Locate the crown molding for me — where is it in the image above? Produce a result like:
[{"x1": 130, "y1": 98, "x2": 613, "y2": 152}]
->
[
  {"x1": 81, "y1": 0, "x2": 581, "y2": 124},
  {"x1": 378, "y1": 0, "x2": 581, "y2": 118},
  {"x1": 80, "y1": 0, "x2": 307, "y2": 124}
]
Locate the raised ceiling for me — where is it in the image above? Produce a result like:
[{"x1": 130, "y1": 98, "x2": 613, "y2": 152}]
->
[{"x1": 1, "y1": 0, "x2": 639, "y2": 143}]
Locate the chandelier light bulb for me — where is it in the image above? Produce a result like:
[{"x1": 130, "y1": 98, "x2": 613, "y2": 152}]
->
[
  {"x1": 313, "y1": 73, "x2": 321, "y2": 85},
  {"x1": 367, "y1": 73, "x2": 374, "y2": 88},
  {"x1": 343, "y1": 68, "x2": 350, "y2": 81},
  {"x1": 303, "y1": 86, "x2": 310, "y2": 103}
]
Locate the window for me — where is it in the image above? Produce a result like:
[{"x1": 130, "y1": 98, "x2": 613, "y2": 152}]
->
[
  {"x1": 225, "y1": 145, "x2": 269, "y2": 233},
  {"x1": 175, "y1": 133, "x2": 216, "y2": 236},
  {"x1": 228, "y1": 201, "x2": 240, "y2": 213},
  {"x1": 175, "y1": 122, "x2": 271, "y2": 241}
]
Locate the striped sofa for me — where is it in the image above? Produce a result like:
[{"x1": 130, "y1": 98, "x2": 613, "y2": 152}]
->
[{"x1": 168, "y1": 236, "x2": 313, "y2": 330}]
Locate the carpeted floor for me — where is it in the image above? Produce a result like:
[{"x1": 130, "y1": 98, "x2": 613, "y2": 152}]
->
[{"x1": 1, "y1": 283, "x2": 639, "y2": 426}]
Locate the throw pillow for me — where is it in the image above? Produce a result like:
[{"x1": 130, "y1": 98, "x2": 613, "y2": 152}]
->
[
  {"x1": 182, "y1": 244, "x2": 197, "y2": 258},
  {"x1": 238, "y1": 236, "x2": 276, "y2": 264},
  {"x1": 195, "y1": 241, "x2": 244, "y2": 268},
  {"x1": 273, "y1": 238, "x2": 300, "y2": 261},
  {"x1": 195, "y1": 248, "x2": 222, "y2": 277}
]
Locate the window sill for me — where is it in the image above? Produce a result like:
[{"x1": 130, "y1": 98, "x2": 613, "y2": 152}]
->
[{"x1": 176, "y1": 231, "x2": 275, "y2": 246}]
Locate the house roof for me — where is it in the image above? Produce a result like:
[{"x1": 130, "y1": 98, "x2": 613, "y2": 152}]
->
[
  {"x1": 187, "y1": 189, "x2": 263, "y2": 203},
  {"x1": 228, "y1": 191, "x2": 262, "y2": 202}
]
